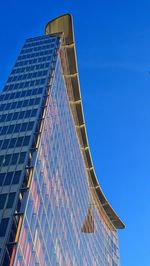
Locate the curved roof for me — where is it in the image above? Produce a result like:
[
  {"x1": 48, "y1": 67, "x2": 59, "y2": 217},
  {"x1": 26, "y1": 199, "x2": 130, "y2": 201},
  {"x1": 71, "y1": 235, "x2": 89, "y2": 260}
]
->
[{"x1": 45, "y1": 14, "x2": 125, "y2": 229}]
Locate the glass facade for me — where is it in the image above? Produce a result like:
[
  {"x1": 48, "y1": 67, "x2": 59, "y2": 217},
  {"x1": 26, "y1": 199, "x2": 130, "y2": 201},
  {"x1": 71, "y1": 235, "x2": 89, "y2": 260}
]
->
[
  {"x1": 13, "y1": 57, "x2": 119, "y2": 266},
  {"x1": 0, "y1": 35, "x2": 60, "y2": 265},
  {"x1": 0, "y1": 14, "x2": 123, "y2": 266}
]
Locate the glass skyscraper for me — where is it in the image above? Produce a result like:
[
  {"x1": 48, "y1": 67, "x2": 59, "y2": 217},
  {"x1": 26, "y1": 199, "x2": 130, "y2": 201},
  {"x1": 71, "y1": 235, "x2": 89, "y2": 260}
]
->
[{"x1": 0, "y1": 14, "x2": 124, "y2": 266}]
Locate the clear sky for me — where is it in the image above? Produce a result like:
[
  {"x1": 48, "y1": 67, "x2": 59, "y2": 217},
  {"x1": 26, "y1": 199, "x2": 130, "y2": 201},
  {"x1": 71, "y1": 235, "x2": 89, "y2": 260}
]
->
[{"x1": 0, "y1": 1, "x2": 150, "y2": 265}]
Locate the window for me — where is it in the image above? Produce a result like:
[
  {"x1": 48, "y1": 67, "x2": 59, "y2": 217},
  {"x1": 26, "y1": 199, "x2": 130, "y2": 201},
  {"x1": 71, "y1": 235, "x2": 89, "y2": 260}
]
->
[
  {"x1": 4, "y1": 172, "x2": 13, "y2": 186},
  {"x1": 29, "y1": 98, "x2": 34, "y2": 106},
  {"x1": 6, "y1": 113, "x2": 13, "y2": 121},
  {"x1": 0, "y1": 114, "x2": 6, "y2": 123},
  {"x1": 2, "y1": 104, "x2": 6, "y2": 111},
  {"x1": 18, "y1": 111, "x2": 25, "y2": 120},
  {"x1": 0, "y1": 173, "x2": 5, "y2": 186},
  {"x1": 35, "y1": 98, "x2": 40, "y2": 105},
  {"x1": 12, "y1": 112, "x2": 19, "y2": 120},
  {"x1": 12, "y1": 171, "x2": 21, "y2": 184},
  {"x1": 7, "y1": 125, "x2": 14, "y2": 134},
  {"x1": 26, "y1": 89, "x2": 32, "y2": 96},
  {"x1": 0, "y1": 194, "x2": 7, "y2": 209},
  {"x1": 30, "y1": 80, "x2": 36, "y2": 87},
  {"x1": 27, "y1": 121, "x2": 34, "y2": 131},
  {"x1": 9, "y1": 93, "x2": 15, "y2": 100},
  {"x1": 11, "y1": 102, "x2": 17, "y2": 109},
  {"x1": 11, "y1": 153, "x2": 19, "y2": 165},
  {"x1": 9, "y1": 138, "x2": 17, "y2": 149},
  {"x1": 35, "y1": 80, "x2": 40, "y2": 86},
  {"x1": 0, "y1": 140, "x2": 2, "y2": 149},
  {"x1": 22, "y1": 99, "x2": 29, "y2": 107},
  {"x1": 25, "y1": 82, "x2": 29, "y2": 87},
  {"x1": 1, "y1": 126, "x2": 8, "y2": 135},
  {"x1": 19, "y1": 152, "x2": 26, "y2": 164},
  {"x1": 6, "y1": 193, "x2": 16, "y2": 208},
  {"x1": 14, "y1": 124, "x2": 21, "y2": 133},
  {"x1": 23, "y1": 136, "x2": 30, "y2": 146},
  {"x1": 16, "y1": 137, "x2": 23, "y2": 147},
  {"x1": 20, "y1": 122, "x2": 28, "y2": 132},
  {"x1": 31, "y1": 109, "x2": 37, "y2": 117},
  {"x1": 14, "y1": 83, "x2": 19, "y2": 90},
  {"x1": 25, "y1": 110, "x2": 31, "y2": 118},
  {"x1": 20, "y1": 90, "x2": 26, "y2": 97},
  {"x1": 40, "y1": 79, "x2": 45, "y2": 85},
  {"x1": 0, "y1": 218, "x2": 9, "y2": 237},
  {"x1": 16, "y1": 101, "x2": 22, "y2": 108},
  {"x1": 3, "y1": 154, "x2": 11, "y2": 166},
  {"x1": 1, "y1": 139, "x2": 9, "y2": 150}
]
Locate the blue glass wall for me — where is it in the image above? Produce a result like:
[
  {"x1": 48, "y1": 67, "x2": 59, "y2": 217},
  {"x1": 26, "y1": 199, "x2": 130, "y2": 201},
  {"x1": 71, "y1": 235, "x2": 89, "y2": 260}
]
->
[
  {"x1": 0, "y1": 35, "x2": 60, "y2": 265},
  {"x1": 14, "y1": 57, "x2": 119, "y2": 266}
]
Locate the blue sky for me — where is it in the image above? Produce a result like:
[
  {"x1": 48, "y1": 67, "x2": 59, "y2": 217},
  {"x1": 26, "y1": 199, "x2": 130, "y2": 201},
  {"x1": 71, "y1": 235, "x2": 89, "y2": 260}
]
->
[{"x1": 0, "y1": 1, "x2": 150, "y2": 265}]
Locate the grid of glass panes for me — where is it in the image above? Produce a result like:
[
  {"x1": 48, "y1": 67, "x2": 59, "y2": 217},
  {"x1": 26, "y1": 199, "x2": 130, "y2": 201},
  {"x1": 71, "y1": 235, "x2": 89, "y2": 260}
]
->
[
  {"x1": 0, "y1": 35, "x2": 60, "y2": 264},
  {"x1": 14, "y1": 57, "x2": 119, "y2": 266}
]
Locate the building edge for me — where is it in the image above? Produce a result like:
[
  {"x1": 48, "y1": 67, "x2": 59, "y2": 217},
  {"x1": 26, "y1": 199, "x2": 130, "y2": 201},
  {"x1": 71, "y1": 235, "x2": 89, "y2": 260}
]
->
[{"x1": 45, "y1": 13, "x2": 125, "y2": 230}]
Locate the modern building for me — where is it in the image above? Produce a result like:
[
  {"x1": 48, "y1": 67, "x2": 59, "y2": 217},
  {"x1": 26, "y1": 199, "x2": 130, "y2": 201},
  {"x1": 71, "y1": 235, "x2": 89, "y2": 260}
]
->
[{"x1": 0, "y1": 14, "x2": 124, "y2": 266}]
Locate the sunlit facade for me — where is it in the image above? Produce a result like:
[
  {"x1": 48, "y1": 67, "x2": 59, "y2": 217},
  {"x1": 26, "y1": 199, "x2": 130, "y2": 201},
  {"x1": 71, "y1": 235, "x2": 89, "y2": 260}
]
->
[{"x1": 0, "y1": 14, "x2": 124, "y2": 266}]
